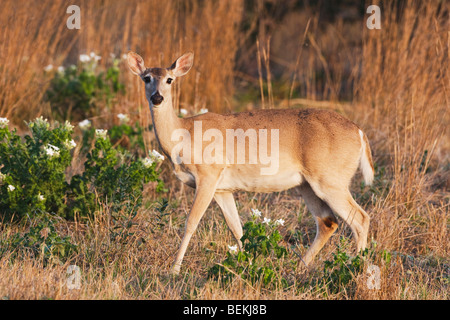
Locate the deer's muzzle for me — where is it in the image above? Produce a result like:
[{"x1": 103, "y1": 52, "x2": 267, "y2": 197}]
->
[{"x1": 150, "y1": 92, "x2": 164, "y2": 106}]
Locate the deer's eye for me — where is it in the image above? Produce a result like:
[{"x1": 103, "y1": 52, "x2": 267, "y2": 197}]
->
[
  {"x1": 143, "y1": 76, "x2": 151, "y2": 83},
  {"x1": 166, "y1": 78, "x2": 173, "y2": 84}
]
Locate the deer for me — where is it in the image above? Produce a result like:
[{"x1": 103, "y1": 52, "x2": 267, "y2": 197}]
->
[{"x1": 127, "y1": 51, "x2": 374, "y2": 274}]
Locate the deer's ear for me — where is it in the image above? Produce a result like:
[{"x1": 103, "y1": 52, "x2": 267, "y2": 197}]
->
[
  {"x1": 169, "y1": 52, "x2": 194, "y2": 77},
  {"x1": 127, "y1": 52, "x2": 146, "y2": 76}
]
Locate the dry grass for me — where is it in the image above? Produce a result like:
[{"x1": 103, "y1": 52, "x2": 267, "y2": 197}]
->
[
  {"x1": 0, "y1": 0, "x2": 448, "y2": 300},
  {"x1": 0, "y1": 188, "x2": 447, "y2": 300},
  {"x1": 0, "y1": 1, "x2": 71, "y2": 122},
  {"x1": 0, "y1": 0, "x2": 243, "y2": 130},
  {"x1": 352, "y1": 0, "x2": 449, "y2": 256}
]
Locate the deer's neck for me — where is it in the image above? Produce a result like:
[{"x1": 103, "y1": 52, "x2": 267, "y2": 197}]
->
[{"x1": 149, "y1": 100, "x2": 182, "y2": 160}]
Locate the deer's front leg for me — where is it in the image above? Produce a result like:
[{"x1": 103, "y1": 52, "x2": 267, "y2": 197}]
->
[{"x1": 171, "y1": 174, "x2": 219, "y2": 274}]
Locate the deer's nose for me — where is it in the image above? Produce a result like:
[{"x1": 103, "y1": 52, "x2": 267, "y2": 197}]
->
[{"x1": 150, "y1": 92, "x2": 164, "y2": 106}]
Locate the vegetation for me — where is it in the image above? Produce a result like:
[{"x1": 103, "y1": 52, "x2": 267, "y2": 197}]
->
[
  {"x1": 0, "y1": 116, "x2": 163, "y2": 221},
  {"x1": 208, "y1": 212, "x2": 289, "y2": 289}
]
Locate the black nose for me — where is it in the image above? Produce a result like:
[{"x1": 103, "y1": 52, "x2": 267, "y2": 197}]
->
[{"x1": 150, "y1": 92, "x2": 164, "y2": 105}]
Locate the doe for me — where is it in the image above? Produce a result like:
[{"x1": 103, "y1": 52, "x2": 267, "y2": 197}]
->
[{"x1": 127, "y1": 52, "x2": 374, "y2": 274}]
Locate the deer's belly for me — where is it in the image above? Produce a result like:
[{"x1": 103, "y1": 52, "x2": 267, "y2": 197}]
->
[{"x1": 216, "y1": 168, "x2": 303, "y2": 193}]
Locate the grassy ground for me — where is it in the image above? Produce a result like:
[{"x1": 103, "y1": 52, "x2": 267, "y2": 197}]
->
[{"x1": 0, "y1": 137, "x2": 448, "y2": 300}]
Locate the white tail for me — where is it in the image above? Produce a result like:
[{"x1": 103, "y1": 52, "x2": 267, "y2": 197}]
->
[
  {"x1": 359, "y1": 129, "x2": 374, "y2": 186},
  {"x1": 127, "y1": 51, "x2": 375, "y2": 274}
]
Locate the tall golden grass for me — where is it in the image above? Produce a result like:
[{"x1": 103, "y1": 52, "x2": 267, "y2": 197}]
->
[
  {"x1": 0, "y1": 1, "x2": 70, "y2": 121},
  {"x1": 0, "y1": 0, "x2": 244, "y2": 125},
  {"x1": 353, "y1": 0, "x2": 449, "y2": 255},
  {"x1": 0, "y1": 0, "x2": 448, "y2": 300}
]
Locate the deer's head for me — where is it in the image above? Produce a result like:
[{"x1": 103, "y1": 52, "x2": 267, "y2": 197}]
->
[{"x1": 127, "y1": 52, "x2": 194, "y2": 108}]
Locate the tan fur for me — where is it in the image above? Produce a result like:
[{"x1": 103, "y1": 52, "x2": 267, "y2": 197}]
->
[{"x1": 127, "y1": 52, "x2": 374, "y2": 274}]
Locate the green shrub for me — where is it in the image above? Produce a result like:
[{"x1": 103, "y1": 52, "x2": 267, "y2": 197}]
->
[
  {"x1": 208, "y1": 211, "x2": 289, "y2": 288},
  {"x1": 5, "y1": 213, "x2": 77, "y2": 264},
  {"x1": 311, "y1": 239, "x2": 392, "y2": 296},
  {"x1": 0, "y1": 117, "x2": 163, "y2": 221},
  {"x1": 68, "y1": 129, "x2": 164, "y2": 217},
  {"x1": 0, "y1": 117, "x2": 74, "y2": 219},
  {"x1": 44, "y1": 54, "x2": 125, "y2": 122},
  {"x1": 79, "y1": 118, "x2": 148, "y2": 157}
]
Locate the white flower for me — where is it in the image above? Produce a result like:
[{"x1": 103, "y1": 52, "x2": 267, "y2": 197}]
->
[
  {"x1": 64, "y1": 120, "x2": 74, "y2": 131},
  {"x1": 262, "y1": 217, "x2": 271, "y2": 224},
  {"x1": 180, "y1": 108, "x2": 188, "y2": 116},
  {"x1": 117, "y1": 113, "x2": 129, "y2": 124},
  {"x1": 44, "y1": 64, "x2": 53, "y2": 72},
  {"x1": 90, "y1": 52, "x2": 101, "y2": 62},
  {"x1": 275, "y1": 219, "x2": 285, "y2": 226},
  {"x1": 7, "y1": 185, "x2": 15, "y2": 192},
  {"x1": 95, "y1": 129, "x2": 108, "y2": 139},
  {"x1": 0, "y1": 117, "x2": 9, "y2": 128},
  {"x1": 38, "y1": 194, "x2": 45, "y2": 201},
  {"x1": 44, "y1": 144, "x2": 60, "y2": 158},
  {"x1": 251, "y1": 208, "x2": 262, "y2": 217},
  {"x1": 150, "y1": 150, "x2": 165, "y2": 162},
  {"x1": 141, "y1": 157, "x2": 154, "y2": 168},
  {"x1": 33, "y1": 116, "x2": 49, "y2": 129},
  {"x1": 228, "y1": 245, "x2": 238, "y2": 253},
  {"x1": 79, "y1": 54, "x2": 91, "y2": 62},
  {"x1": 0, "y1": 172, "x2": 6, "y2": 182},
  {"x1": 78, "y1": 119, "x2": 91, "y2": 130},
  {"x1": 64, "y1": 139, "x2": 77, "y2": 149},
  {"x1": 57, "y1": 66, "x2": 65, "y2": 73},
  {"x1": 199, "y1": 108, "x2": 208, "y2": 114}
]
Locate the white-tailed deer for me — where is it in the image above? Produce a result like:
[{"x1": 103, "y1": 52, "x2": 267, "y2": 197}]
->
[{"x1": 127, "y1": 51, "x2": 374, "y2": 274}]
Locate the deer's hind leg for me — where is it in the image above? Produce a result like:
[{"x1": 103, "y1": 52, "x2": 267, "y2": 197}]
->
[
  {"x1": 306, "y1": 180, "x2": 370, "y2": 254},
  {"x1": 299, "y1": 183, "x2": 338, "y2": 266}
]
